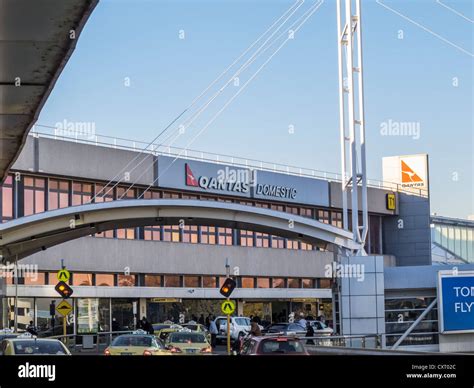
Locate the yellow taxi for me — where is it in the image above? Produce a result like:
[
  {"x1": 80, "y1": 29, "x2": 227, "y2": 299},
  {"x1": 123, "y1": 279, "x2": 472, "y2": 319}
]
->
[
  {"x1": 164, "y1": 331, "x2": 212, "y2": 355},
  {"x1": 0, "y1": 333, "x2": 71, "y2": 355},
  {"x1": 181, "y1": 323, "x2": 211, "y2": 343},
  {"x1": 104, "y1": 330, "x2": 170, "y2": 356},
  {"x1": 153, "y1": 324, "x2": 183, "y2": 342}
]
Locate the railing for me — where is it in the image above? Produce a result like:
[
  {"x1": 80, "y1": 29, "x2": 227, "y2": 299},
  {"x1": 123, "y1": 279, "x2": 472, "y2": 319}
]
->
[
  {"x1": 30, "y1": 126, "x2": 428, "y2": 197},
  {"x1": 262, "y1": 333, "x2": 382, "y2": 349},
  {"x1": 49, "y1": 330, "x2": 134, "y2": 354}
]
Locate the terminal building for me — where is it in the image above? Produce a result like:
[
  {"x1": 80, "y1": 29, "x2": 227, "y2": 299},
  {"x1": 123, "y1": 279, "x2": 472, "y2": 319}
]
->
[{"x1": 0, "y1": 130, "x2": 473, "y2": 352}]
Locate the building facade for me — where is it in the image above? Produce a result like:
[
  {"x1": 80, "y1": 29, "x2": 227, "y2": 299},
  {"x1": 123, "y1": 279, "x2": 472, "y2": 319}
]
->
[{"x1": 0, "y1": 131, "x2": 439, "y2": 339}]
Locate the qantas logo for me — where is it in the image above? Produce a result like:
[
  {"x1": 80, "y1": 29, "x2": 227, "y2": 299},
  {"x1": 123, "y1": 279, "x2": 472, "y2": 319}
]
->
[
  {"x1": 185, "y1": 164, "x2": 199, "y2": 187},
  {"x1": 401, "y1": 160, "x2": 423, "y2": 183}
]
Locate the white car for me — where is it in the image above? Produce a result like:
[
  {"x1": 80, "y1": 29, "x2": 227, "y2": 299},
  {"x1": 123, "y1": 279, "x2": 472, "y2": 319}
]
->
[
  {"x1": 308, "y1": 320, "x2": 333, "y2": 336},
  {"x1": 214, "y1": 316, "x2": 252, "y2": 342}
]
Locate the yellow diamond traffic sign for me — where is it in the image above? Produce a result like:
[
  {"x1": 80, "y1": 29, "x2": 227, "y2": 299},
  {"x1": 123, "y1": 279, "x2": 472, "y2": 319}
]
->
[
  {"x1": 221, "y1": 300, "x2": 235, "y2": 315},
  {"x1": 57, "y1": 269, "x2": 71, "y2": 282},
  {"x1": 56, "y1": 300, "x2": 72, "y2": 317}
]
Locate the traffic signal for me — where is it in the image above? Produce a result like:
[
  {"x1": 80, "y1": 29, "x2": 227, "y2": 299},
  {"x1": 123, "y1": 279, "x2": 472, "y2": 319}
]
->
[
  {"x1": 55, "y1": 281, "x2": 73, "y2": 298},
  {"x1": 219, "y1": 277, "x2": 236, "y2": 298}
]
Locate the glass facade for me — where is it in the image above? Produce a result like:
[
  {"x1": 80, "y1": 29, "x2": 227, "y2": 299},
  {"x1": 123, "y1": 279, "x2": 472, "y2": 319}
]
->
[
  {"x1": 385, "y1": 296, "x2": 438, "y2": 346},
  {"x1": 432, "y1": 220, "x2": 474, "y2": 263}
]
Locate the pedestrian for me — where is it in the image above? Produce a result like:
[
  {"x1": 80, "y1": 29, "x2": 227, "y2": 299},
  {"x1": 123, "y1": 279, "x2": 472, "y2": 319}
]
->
[
  {"x1": 26, "y1": 320, "x2": 38, "y2": 336},
  {"x1": 298, "y1": 313, "x2": 307, "y2": 329},
  {"x1": 198, "y1": 314, "x2": 205, "y2": 325},
  {"x1": 209, "y1": 316, "x2": 218, "y2": 348},
  {"x1": 250, "y1": 316, "x2": 261, "y2": 337},
  {"x1": 305, "y1": 321, "x2": 315, "y2": 345},
  {"x1": 205, "y1": 314, "x2": 211, "y2": 328}
]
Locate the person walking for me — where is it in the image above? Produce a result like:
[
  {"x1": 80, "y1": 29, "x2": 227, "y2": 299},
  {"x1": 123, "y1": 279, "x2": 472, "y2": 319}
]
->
[
  {"x1": 305, "y1": 321, "x2": 315, "y2": 345},
  {"x1": 26, "y1": 321, "x2": 38, "y2": 336},
  {"x1": 209, "y1": 316, "x2": 218, "y2": 348}
]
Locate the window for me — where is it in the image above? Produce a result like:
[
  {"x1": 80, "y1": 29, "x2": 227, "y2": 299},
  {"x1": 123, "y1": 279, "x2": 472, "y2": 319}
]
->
[
  {"x1": 116, "y1": 227, "x2": 135, "y2": 240},
  {"x1": 256, "y1": 278, "x2": 270, "y2": 288},
  {"x1": 286, "y1": 206, "x2": 298, "y2": 215},
  {"x1": 23, "y1": 176, "x2": 45, "y2": 216},
  {"x1": 72, "y1": 182, "x2": 92, "y2": 206},
  {"x1": 184, "y1": 276, "x2": 200, "y2": 288},
  {"x1": 1, "y1": 175, "x2": 14, "y2": 222},
  {"x1": 241, "y1": 277, "x2": 255, "y2": 288},
  {"x1": 272, "y1": 278, "x2": 285, "y2": 288},
  {"x1": 118, "y1": 275, "x2": 136, "y2": 287},
  {"x1": 239, "y1": 230, "x2": 254, "y2": 247},
  {"x1": 163, "y1": 225, "x2": 180, "y2": 242},
  {"x1": 144, "y1": 275, "x2": 162, "y2": 287},
  {"x1": 317, "y1": 210, "x2": 330, "y2": 224},
  {"x1": 271, "y1": 235, "x2": 285, "y2": 249},
  {"x1": 271, "y1": 204, "x2": 283, "y2": 212},
  {"x1": 96, "y1": 274, "x2": 114, "y2": 287},
  {"x1": 300, "y1": 207, "x2": 313, "y2": 219},
  {"x1": 182, "y1": 225, "x2": 199, "y2": 243},
  {"x1": 201, "y1": 226, "x2": 216, "y2": 244},
  {"x1": 331, "y1": 211, "x2": 343, "y2": 228},
  {"x1": 202, "y1": 276, "x2": 217, "y2": 288},
  {"x1": 302, "y1": 279, "x2": 314, "y2": 288},
  {"x1": 116, "y1": 187, "x2": 135, "y2": 200},
  {"x1": 162, "y1": 192, "x2": 180, "y2": 199},
  {"x1": 255, "y1": 232, "x2": 270, "y2": 248},
  {"x1": 218, "y1": 228, "x2": 233, "y2": 245},
  {"x1": 23, "y1": 272, "x2": 46, "y2": 286},
  {"x1": 142, "y1": 190, "x2": 161, "y2": 199},
  {"x1": 300, "y1": 242, "x2": 313, "y2": 250},
  {"x1": 164, "y1": 275, "x2": 181, "y2": 287},
  {"x1": 288, "y1": 278, "x2": 300, "y2": 288},
  {"x1": 286, "y1": 240, "x2": 299, "y2": 250},
  {"x1": 73, "y1": 273, "x2": 93, "y2": 286},
  {"x1": 319, "y1": 279, "x2": 332, "y2": 288},
  {"x1": 144, "y1": 225, "x2": 162, "y2": 240},
  {"x1": 48, "y1": 179, "x2": 69, "y2": 210}
]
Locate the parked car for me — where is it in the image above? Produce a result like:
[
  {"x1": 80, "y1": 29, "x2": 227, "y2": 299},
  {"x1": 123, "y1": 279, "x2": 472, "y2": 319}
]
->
[
  {"x1": 153, "y1": 324, "x2": 183, "y2": 342},
  {"x1": 261, "y1": 322, "x2": 306, "y2": 336},
  {"x1": 214, "y1": 316, "x2": 252, "y2": 342},
  {"x1": 308, "y1": 320, "x2": 334, "y2": 336},
  {"x1": 104, "y1": 330, "x2": 170, "y2": 356},
  {"x1": 181, "y1": 323, "x2": 211, "y2": 343},
  {"x1": 0, "y1": 334, "x2": 71, "y2": 355},
  {"x1": 240, "y1": 336, "x2": 309, "y2": 355},
  {"x1": 164, "y1": 331, "x2": 212, "y2": 355}
]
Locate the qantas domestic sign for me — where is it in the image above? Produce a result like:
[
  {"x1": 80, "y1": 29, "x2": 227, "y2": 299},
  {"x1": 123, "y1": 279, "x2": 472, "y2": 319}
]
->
[{"x1": 185, "y1": 163, "x2": 297, "y2": 199}]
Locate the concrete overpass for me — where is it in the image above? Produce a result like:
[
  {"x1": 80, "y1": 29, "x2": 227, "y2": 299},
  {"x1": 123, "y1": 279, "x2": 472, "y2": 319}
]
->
[
  {"x1": 0, "y1": 0, "x2": 98, "y2": 182},
  {"x1": 0, "y1": 199, "x2": 361, "y2": 261}
]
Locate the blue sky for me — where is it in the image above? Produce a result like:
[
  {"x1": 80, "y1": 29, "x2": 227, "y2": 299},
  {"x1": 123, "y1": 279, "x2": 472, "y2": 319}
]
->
[{"x1": 38, "y1": 0, "x2": 473, "y2": 218}]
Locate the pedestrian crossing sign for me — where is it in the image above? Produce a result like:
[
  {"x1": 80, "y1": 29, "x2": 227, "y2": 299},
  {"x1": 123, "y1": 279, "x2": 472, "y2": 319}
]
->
[{"x1": 221, "y1": 300, "x2": 235, "y2": 315}]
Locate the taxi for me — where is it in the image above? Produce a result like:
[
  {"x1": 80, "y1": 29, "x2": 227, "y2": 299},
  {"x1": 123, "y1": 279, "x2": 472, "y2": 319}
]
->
[
  {"x1": 164, "y1": 331, "x2": 212, "y2": 355},
  {"x1": 0, "y1": 328, "x2": 20, "y2": 342},
  {"x1": 153, "y1": 324, "x2": 183, "y2": 342},
  {"x1": 0, "y1": 333, "x2": 71, "y2": 355},
  {"x1": 104, "y1": 330, "x2": 170, "y2": 356},
  {"x1": 181, "y1": 323, "x2": 211, "y2": 343}
]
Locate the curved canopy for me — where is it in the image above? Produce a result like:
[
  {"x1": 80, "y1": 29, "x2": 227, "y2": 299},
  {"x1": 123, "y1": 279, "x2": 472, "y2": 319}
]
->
[{"x1": 0, "y1": 199, "x2": 360, "y2": 261}]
